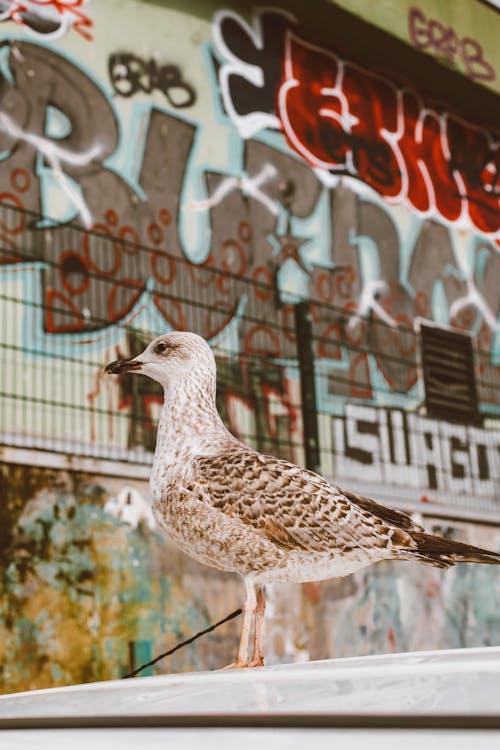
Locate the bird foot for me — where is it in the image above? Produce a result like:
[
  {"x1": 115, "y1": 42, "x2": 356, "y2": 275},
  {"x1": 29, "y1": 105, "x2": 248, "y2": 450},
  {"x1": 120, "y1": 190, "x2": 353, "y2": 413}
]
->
[
  {"x1": 218, "y1": 657, "x2": 264, "y2": 670},
  {"x1": 218, "y1": 658, "x2": 248, "y2": 670},
  {"x1": 247, "y1": 657, "x2": 265, "y2": 668}
]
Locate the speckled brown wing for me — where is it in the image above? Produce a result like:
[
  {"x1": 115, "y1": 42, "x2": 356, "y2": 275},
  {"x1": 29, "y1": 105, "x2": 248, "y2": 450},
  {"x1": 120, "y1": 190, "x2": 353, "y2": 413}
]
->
[{"x1": 192, "y1": 447, "x2": 421, "y2": 555}]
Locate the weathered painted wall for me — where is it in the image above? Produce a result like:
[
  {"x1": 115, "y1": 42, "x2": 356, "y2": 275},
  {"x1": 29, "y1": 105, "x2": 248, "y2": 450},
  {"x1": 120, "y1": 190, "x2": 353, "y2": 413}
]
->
[
  {"x1": 0, "y1": 463, "x2": 243, "y2": 690},
  {"x1": 1, "y1": 462, "x2": 499, "y2": 692}
]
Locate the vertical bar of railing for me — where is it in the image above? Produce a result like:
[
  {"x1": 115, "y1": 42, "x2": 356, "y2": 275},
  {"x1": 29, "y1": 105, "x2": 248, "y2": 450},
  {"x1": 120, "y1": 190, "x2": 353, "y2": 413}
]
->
[{"x1": 294, "y1": 300, "x2": 320, "y2": 473}]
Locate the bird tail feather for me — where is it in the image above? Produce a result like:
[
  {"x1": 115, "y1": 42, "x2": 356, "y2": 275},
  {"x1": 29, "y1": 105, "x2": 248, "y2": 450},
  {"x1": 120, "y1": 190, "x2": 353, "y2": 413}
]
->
[{"x1": 408, "y1": 531, "x2": 500, "y2": 569}]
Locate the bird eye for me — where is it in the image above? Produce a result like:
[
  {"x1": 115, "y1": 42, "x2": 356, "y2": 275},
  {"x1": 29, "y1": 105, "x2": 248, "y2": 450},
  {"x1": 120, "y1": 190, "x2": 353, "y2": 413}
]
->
[{"x1": 155, "y1": 341, "x2": 168, "y2": 354}]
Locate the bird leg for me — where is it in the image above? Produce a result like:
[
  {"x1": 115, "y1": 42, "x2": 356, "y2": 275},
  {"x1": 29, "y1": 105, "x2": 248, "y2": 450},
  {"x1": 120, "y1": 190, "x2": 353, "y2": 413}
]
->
[
  {"x1": 220, "y1": 578, "x2": 256, "y2": 669},
  {"x1": 247, "y1": 585, "x2": 265, "y2": 668}
]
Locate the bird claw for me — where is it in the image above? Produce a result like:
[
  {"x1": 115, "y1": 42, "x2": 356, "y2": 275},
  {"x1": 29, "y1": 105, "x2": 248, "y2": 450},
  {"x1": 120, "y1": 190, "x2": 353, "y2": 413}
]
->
[
  {"x1": 247, "y1": 657, "x2": 265, "y2": 668},
  {"x1": 218, "y1": 657, "x2": 264, "y2": 670}
]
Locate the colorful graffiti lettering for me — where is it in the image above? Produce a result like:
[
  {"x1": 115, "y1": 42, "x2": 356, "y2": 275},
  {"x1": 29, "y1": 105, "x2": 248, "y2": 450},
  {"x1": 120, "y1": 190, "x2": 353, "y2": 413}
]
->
[
  {"x1": 0, "y1": 41, "x2": 196, "y2": 332},
  {"x1": 0, "y1": 35, "x2": 498, "y2": 384},
  {"x1": 216, "y1": 355, "x2": 300, "y2": 462},
  {"x1": 0, "y1": 6, "x2": 499, "y2": 459},
  {"x1": 0, "y1": 0, "x2": 92, "y2": 40},
  {"x1": 309, "y1": 185, "x2": 500, "y2": 409},
  {"x1": 213, "y1": 8, "x2": 500, "y2": 239},
  {"x1": 0, "y1": 39, "x2": 315, "y2": 358}
]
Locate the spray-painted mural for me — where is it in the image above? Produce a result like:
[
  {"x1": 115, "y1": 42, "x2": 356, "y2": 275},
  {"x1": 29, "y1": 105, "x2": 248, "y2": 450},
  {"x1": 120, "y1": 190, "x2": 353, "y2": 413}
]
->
[
  {"x1": 1, "y1": 1, "x2": 498, "y2": 488},
  {"x1": 0, "y1": 1, "x2": 93, "y2": 41},
  {"x1": 330, "y1": 403, "x2": 500, "y2": 501},
  {"x1": 215, "y1": 8, "x2": 499, "y2": 235},
  {"x1": 0, "y1": 0, "x2": 499, "y2": 690}
]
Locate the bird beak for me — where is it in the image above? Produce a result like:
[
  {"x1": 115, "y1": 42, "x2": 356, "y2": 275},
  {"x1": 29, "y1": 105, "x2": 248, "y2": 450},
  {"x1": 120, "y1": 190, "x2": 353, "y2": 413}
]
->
[{"x1": 104, "y1": 357, "x2": 144, "y2": 375}]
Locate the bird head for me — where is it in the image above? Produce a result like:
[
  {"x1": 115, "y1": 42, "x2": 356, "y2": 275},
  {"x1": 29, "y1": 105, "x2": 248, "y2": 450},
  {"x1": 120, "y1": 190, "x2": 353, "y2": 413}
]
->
[{"x1": 104, "y1": 331, "x2": 216, "y2": 388}]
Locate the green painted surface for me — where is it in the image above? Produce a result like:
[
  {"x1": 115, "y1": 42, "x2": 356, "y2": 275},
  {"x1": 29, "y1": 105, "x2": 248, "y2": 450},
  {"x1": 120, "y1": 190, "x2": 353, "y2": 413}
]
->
[{"x1": 0, "y1": 465, "x2": 242, "y2": 692}]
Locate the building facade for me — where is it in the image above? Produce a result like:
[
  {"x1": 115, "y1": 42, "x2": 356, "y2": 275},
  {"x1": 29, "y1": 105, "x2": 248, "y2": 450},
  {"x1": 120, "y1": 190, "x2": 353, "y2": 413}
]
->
[{"x1": 0, "y1": 0, "x2": 499, "y2": 691}]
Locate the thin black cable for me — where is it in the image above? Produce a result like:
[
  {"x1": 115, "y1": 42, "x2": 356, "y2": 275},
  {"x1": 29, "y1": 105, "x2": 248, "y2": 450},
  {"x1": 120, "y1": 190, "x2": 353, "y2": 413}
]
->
[{"x1": 122, "y1": 607, "x2": 242, "y2": 679}]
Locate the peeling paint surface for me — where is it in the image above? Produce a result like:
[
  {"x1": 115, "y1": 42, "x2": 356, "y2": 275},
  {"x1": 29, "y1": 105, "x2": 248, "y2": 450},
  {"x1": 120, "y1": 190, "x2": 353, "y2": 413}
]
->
[
  {"x1": 0, "y1": 464, "x2": 243, "y2": 691},
  {"x1": 0, "y1": 463, "x2": 499, "y2": 693}
]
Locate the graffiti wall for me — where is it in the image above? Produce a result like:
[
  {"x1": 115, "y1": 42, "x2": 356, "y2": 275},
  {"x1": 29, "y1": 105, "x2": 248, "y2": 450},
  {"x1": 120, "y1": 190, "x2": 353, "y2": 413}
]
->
[
  {"x1": 0, "y1": 1, "x2": 498, "y2": 443},
  {"x1": 1, "y1": 0, "x2": 497, "y2": 496},
  {"x1": 0, "y1": 0, "x2": 499, "y2": 689}
]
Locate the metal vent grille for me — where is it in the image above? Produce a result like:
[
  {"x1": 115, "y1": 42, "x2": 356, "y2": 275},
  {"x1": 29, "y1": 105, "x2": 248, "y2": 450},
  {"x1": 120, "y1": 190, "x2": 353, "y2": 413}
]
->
[{"x1": 420, "y1": 323, "x2": 480, "y2": 425}]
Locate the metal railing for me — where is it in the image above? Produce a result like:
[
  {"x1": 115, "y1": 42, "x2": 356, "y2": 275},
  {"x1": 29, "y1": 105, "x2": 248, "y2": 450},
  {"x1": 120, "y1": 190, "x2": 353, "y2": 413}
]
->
[{"x1": 1, "y1": 201, "x2": 499, "y2": 516}]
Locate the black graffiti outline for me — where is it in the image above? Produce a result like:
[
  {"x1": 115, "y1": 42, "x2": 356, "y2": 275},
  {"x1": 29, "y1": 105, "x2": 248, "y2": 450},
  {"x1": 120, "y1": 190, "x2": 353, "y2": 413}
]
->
[{"x1": 108, "y1": 52, "x2": 196, "y2": 108}]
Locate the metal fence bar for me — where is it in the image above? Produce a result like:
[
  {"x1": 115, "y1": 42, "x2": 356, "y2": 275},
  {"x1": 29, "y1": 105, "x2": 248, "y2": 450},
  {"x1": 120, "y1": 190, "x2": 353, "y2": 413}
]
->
[{"x1": 295, "y1": 300, "x2": 320, "y2": 473}]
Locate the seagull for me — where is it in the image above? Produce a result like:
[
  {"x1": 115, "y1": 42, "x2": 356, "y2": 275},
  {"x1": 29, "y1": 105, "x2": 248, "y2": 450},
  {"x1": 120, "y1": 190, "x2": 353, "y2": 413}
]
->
[{"x1": 105, "y1": 331, "x2": 500, "y2": 668}]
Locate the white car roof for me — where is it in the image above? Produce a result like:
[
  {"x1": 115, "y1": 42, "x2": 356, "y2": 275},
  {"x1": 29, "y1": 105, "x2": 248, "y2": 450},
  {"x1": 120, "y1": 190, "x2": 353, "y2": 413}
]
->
[{"x1": 0, "y1": 646, "x2": 499, "y2": 725}]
